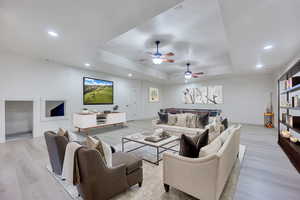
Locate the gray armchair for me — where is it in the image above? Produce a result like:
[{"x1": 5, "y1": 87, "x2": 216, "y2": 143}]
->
[{"x1": 76, "y1": 147, "x2": 143, "y2": 200}]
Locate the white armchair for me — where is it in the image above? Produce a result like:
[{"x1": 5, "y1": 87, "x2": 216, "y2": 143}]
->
[{"x1": 163, "y1": 125, "x2": 241, "y2": 200}]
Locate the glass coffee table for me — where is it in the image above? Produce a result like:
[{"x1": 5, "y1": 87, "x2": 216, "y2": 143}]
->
[{"x1": 122, "y1": 132, "x2": 179, "y2": 165}]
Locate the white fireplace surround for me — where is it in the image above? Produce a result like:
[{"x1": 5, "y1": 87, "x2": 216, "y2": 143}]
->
[{"x1": 40, "y1": 98, "x2": 70, "y2": 122}]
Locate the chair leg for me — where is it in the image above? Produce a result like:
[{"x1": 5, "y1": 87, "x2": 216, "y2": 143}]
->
[
  {"x1": 164, "y1": 184, "x2": 170, "y2": 192},
  {"x1": 138, "y1": 181, "x2": 143, "y2": 187}
]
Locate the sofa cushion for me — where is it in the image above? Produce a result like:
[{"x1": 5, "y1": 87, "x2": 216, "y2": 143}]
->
[
  {"x1": 175, "y1": 113, "x2": 187, "y2": 127},
  {"x1": 168, "y1": 114, "x2": 177, "y2": 125},
  {"x1": 198, "y1": 137, "x2": 222, "y2": 157},
  {"x1": 112, "y1": 152, "x2": 142, "y2": 174},
  {"x1": 158, "y1": 112, "x2": 168, "y2": 124},
  {"x1": 179, "y1": 130, "x2": 209, "y2": 158},
  {"x1": 86, "y1": 136, "x2": 112, "y2": 168}
]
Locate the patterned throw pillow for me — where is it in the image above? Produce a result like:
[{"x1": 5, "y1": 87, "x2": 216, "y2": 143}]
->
[
  {"x1": 86, "y1": 136, "x2": 112, "y2": 167},
  {"x1": 185, "y1": 113, "x2": 196, "y2": 128},
  {"x1": 167, "y1": 114, "x2": 177, "y2": 125},
  {"x1": 175, "y1": 113, "x2": 187, "y2": 127}
]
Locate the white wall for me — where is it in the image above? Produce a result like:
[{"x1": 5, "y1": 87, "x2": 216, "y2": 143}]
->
[
  {"x1": 162, "y1": 74, "x2": 276, "y2": 125},
  {"x1": 0, "y1": 52, "x2": 164, "y2": 142}
]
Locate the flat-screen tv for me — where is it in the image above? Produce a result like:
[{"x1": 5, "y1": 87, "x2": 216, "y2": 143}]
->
[{"x1": 83, "y1": 77, "x2": 113, "y2": 105}]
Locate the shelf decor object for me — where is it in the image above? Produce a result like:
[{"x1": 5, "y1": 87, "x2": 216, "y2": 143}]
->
[
  {"x1": 278, "y1": 60, "x2": 300, "y2": 173},
  {"x1": 264, "y1": 113, "x2": 274, "y2": 128}
]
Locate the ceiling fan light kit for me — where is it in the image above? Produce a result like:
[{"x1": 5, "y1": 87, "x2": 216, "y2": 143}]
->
[
  {"x1": 184, "y1": 71, "x2": 192, "y2": 79},
  {"x1": 150, "y1": 40, "x2": 174, "y2": 64},
  {"x1": 153, "y1": 57, "x2": 163, "y2": 64},
  {"x1": 184, "y1": 63, "x2": 204, "y2": 79}
]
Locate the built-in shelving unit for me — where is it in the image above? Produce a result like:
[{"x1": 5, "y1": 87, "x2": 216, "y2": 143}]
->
[
  {"x1": 280, "y1": 84, "x2": 300, "y2": 94},
  {"x1": 278, "y1": 60, "x2": 300, "y2": 173}
]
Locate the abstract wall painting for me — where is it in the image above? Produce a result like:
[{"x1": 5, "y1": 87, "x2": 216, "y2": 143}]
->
[
  {"x1": 207, "y1": 85, "x2": 223, "y2": 104},
  {"x1": 183, "y1": 85, "x2": 223, "y2": 104}
]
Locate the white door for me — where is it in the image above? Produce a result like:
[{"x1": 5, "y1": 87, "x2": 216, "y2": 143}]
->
[{"x1": 125, "y1": 88, "x2": 138, "y2": 121}]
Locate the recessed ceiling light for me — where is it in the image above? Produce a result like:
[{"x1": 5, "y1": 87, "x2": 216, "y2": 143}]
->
[
  {"x1": 264, "y1": 45, "x2": 273, "y2": 50},
  {"x1": 256, "y1": 64, "x2": 263, "y2": 68},
  {"x1": 128, "y1": 73, "x2": 133, "y2": 77},
  {"x1": 84, "y1": 63, "x2": 91, "y2": 67},
  {"x1": 47, "y1": 31, "x2": 59, "y2": 37}
]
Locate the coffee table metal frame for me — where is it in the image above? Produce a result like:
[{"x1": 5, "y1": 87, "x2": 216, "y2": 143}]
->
[{"x1": 122, "y1": 135, "x2": 179, "y2": 165}]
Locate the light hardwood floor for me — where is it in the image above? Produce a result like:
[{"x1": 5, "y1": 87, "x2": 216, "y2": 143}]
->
[{"x1": 0, "y1": 120, "x2": 299, "y2": 200}]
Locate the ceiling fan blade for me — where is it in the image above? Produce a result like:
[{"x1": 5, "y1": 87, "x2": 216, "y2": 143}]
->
[
  {"x1": 192, "y1": 72, "x2": 204, "y2": 78},
  {"x1": 163, "y1": 59, "x2": 175, "y2": 63},
  {"x1": 163, "y1": 52, "x2": 175, "y2": 57},
  {"x1": 138, "y1": 58, "x2": 148, "y2": 62},
  {"x1": 193, "y1": 72, "x2": 204, "y2": 75}
]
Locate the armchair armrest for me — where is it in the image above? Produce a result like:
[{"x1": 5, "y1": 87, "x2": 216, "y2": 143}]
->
[
  {"x1": 104, "y1": 164, "x2": 129, "y2": 193},
  {"x1": 163, "y1": 153, "x2": 219, "y2": 200}
]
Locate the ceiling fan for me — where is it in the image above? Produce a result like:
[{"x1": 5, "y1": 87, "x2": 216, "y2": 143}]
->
[
  {"x1": 184, "y1": 63, "x2": 204, "y2": 79},
  {"x1": 147, "y1": 40, "x2": 175, "y2": 64}
]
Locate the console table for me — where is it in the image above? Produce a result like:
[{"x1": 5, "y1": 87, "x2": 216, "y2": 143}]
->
[{"x1": 73, "y1": 112, "x2": 126, "y2": 132}]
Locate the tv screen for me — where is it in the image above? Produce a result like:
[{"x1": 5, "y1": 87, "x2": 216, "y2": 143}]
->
[{"x1": 83, "y1": 77, "x2": 113, "y2": 105}]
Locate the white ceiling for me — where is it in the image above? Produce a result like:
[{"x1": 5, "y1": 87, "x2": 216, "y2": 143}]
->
[{"x1": 0, "y1": 0, "x2": 300, "y2": 83}]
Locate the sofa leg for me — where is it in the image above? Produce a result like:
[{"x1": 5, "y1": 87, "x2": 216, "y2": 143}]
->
[
  {"x1": 138, "y1": 181, "x2": 143, "y2": 187},
  {"x1": 164, "y1": 184, "x2": 170, "y2": 192}
]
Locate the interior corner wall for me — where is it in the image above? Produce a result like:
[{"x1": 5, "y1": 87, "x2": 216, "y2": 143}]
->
[
  {"x1": 0, "y1": 52, "x2": 164, "y2": 140},
  {"x1": 162, "y1": 74, "x2": 275, "y2": 125}
]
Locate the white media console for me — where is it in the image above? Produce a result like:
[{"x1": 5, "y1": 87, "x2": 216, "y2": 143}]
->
[{"x1": 73, "y1": 112, "x2": 126, "y2": 132}]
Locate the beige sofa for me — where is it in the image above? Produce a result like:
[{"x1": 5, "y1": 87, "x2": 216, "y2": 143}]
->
[{"x1": 163, "y1": 125, "x2": 241, "y2": 200}]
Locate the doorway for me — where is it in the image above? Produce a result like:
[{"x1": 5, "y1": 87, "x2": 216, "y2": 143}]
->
[
  {"x1": 125, "y1": 88, "x2": 138, "y2": 121},
  {"x1": 5, "y1": 100, "x2": 34, "y2": 141}
]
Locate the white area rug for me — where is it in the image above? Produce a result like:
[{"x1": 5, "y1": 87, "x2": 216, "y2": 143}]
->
[{"x1": 47, "y1": 145, "x2": 246, "y2": 200}]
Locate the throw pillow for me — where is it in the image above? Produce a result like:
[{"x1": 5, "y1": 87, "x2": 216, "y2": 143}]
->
[
  {"x1": 175, "y1": 113, "x2": 187, "y2": 127},
  {"x1": 197, "y1": 112, "x2": 209, "y2": 128},
  {"x1": 186, "y1": 113, "x2": 197, "y2": 128},
  {"x1": 219, "y1": 126, "x2": 234, "y2": 144},
  {"x1": 86, "y1": 136, "x2": 112, "y2": 168},
  {"x1": 158, "y1": 112, "x2": 168, "y2": 124},
  {"x1": 57, "y1": 128, "x2": 69, "y2": 140},
  {"x1": 179, "y1": 130, "x2": 209, "y2": 158},
  {"x1": 167, "y1": 114, "x2": 177, "y2": 125},
  {"x1": 198, "y1": 137, "x2": 222, "y2": 157},
  {"x1": 221, "y1": 118, "x2": 228, "y2": 130}
]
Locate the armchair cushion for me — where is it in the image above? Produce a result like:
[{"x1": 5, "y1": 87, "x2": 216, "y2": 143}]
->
[
  {"x1": 112, "y1": 152, "x2": 142, "y2": 174},
  {"x1": 179, "y1": 130, "x2": 209, "y2": 158}
]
